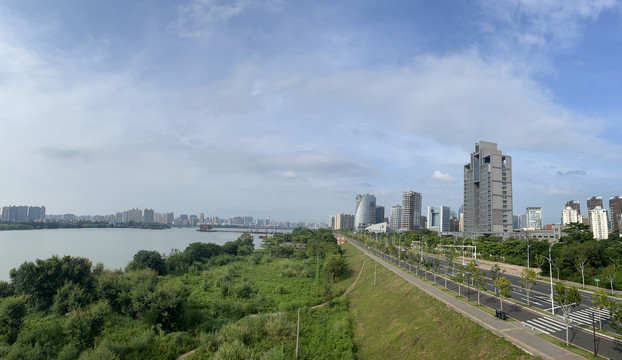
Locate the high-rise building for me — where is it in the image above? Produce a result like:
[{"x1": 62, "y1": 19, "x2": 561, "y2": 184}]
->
[
  {"x1": 587, "y1": 196, "x2": 603, "y2": 212},
  {"x1": 463, "y1": 141, "x2": 513, "y2": 233},
  {"x1": 376, "y1": 206, "x2": 385, "y2": 224},
  {"x1": 335, "y1": 213, "x2": 354, "y2": 231},
  {"x1": 400, "y1": 191, "x2": 422, "y2": 231},
  {"x1": 589, "y1": 206, "x2": 609, "y2": 240},
  {"x1": 512, "y1": 215, "x2": 521, "y2": 230},
  {"x1": 143, "y1": 209, "x2": 155, "y2": 223},
  {"x1": 2, "y1": 205, "x2": 45, "y2": 222},
  {"x1": 565, "y1": 200, "x2": 581, "y2": 215},
  {"x1": 609, "y1": 196, "x2": 622, "y2": 232},
  {"x1": 427, "y1": 206, "x2": 450, "y2": 233},
  {"x1": 525, "y1": 207, "x2": 543, "y2": 229},
  {"x1": 561, "y1": 206, "x2": 580, "y2": 225},
  {"x1": 354, "y1": 194, "x2": 376, "y2": 232},
  {"x1": 127, "y1": 208, "x2": 143, "y2": 223},
  {"x1": 390, "y1": 205, "x2": 402, "y2": 229}
]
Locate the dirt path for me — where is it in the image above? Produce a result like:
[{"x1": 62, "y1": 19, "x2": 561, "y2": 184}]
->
[
  {"x1": 176, "y1": 258, "x2": 369, "y2": 359},
  {"x1": 312, "y1": 258, "x2": 369, "y2": 309}
]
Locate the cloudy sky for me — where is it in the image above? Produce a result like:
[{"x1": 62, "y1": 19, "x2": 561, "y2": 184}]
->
[{"x1": 1, "y1": 0, "x2": 621, "y2": 224}]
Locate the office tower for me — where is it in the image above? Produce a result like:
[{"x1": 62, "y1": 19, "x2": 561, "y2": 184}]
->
[
  {"x1": 376, "y1": 206, "x2": 385, "y2": 224},
  {"x1": 525, "y1": 207, "x2": 543, "y2": 229},
  {"x1": 609, "y1": 196, "x2": 622, "y2": 232},
  {"x1": 565, "y1": 200, "x2": 581, "y2": 215},
  {"x1": 390, "y1": 205, "x2": 402, "y2": 229},
  {"x1": 512, "y1": 215, "x2": 520, "y2": 230},
  {"x1": 427, "y1": 206, "x2": 450, "y2": 233},
  {"x1": 329, "y1": 215, "x2": 336, "y2": 229},
  {"x1": 589, "y1": 206, "x2": 609, "y2": 240},
  {"x1": 587, "y1": 196, "x2": 603, "y2": 212},
  {"x1": 463, "y1": 141, "x2": 513, "y2": 233},
  {"x1": 354, "y1": 194, "x2": 377, "y2": 231},
  {"x1": 561, "y1": 206, "x2": 580, "y2": 225},
  {"x1": 400, "y1": 191, "x2": 422, "y2": 231}
]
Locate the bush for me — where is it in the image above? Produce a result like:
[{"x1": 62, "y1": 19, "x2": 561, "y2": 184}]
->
[{"x1": 126, "y1": 250, "x2": 167, "y2": 275}]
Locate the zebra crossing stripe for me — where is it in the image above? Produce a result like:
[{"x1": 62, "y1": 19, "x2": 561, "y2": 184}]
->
[{"x1": 527, "y1": 318, "x2": 566, "y2": 333}]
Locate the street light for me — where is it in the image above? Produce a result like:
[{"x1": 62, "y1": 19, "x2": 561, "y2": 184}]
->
[
  {"x1": 527, "y1": 240, "x2": 532, "y2": 269},
  {"x1": 547, "y1": 241, "x2": 561, "y2": 315}
]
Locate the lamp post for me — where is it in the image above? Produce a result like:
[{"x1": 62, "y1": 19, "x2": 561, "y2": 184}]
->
[
  {"x1": 548, "y1": 241, "x2": 559, "y2": 315},
  {"x1": 527, "y1": 240, "x2": 531, "y2": 269}
]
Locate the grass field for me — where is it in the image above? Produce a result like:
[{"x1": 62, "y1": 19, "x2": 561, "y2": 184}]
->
[{"x1": 342, "y1": 242, "x2": 538, "y2": 360}]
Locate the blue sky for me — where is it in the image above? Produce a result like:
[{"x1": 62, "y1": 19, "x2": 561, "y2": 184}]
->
[{"x1": 1, "y1": 0, "x2": 621, "y2": 224}]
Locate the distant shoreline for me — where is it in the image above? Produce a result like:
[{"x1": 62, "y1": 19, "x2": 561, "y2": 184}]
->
[{"x1": 0, "y1": 222, "x2": 171, "y2": 231}]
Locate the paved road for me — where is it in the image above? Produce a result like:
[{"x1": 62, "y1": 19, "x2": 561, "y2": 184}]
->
[{"x1": 354, "y1": 239, "x2": 622, "y2": 359}]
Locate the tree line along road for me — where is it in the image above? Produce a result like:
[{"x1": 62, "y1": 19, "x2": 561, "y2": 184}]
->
[{"x1": 349, "y1": 237, "x2": 622, "y2": 359}]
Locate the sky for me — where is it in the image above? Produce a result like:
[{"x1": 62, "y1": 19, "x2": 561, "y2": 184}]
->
[{"x1": 1, "y1": 0, "x2": 622, "y2": 224}]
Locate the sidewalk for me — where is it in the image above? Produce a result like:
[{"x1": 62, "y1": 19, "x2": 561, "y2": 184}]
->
[{"x1": 351, "y1": 241, "x2": 586, "y2": 360}]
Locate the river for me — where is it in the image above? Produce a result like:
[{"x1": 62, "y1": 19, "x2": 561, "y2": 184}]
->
[{"x1": 0, "y1": 227, "x2": 254, "y2": 281}]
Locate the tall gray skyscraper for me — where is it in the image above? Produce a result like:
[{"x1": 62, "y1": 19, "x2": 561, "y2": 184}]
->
[
  {"x1": 400, "y1": 191, "x2": 422, "y2": 231},
  {"x1": 463, "y1": 141, "x2": 513, "y2": 233},
  {"x1": 390, "y1": 205, "x2": 402, "y2": 229},
  {"x1": 354, "y1": 194, "x2": 376, "y2": 232}
]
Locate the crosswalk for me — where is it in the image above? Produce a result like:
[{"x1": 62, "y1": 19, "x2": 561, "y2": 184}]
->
[
  {"x1": 522, "y1": 308, "x2": 611, "y2": 335},
  {"x1": 522, "y1": 316, "x2": 568, "y2": 335},
  {"x1": 566, "y1": 308, "x2": 611, "y2": 326}
]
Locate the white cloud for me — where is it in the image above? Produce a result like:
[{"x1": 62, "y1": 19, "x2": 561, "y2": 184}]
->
[
  {"x1": 479, "y1": 0, "x2": 617, "y2": 54},
  {"x1": 432, "y1": 170, "x2": 456, "y2": 182},
  {"x1": 168, "y1": 0, "x2": 283, "y2": 37},
  {"x1": 281, "y1": 171, "x2": 296, "y2": 179}
]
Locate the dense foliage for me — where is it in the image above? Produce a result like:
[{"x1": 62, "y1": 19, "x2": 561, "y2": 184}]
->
[{"x1": 0, "y1": 228, "x2": 353, "y2": 359}]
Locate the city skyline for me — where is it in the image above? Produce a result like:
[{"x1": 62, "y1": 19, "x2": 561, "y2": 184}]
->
[{"x1": 2, "y1": 1, "x2": 622, "y2": 223}]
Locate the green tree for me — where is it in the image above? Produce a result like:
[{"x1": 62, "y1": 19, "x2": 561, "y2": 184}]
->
[
  {"x1": 432, "y1": 258, "x2": 441, "y2": 284},
  {"x1": 560, "y1": 222, "x2": 593, "y2": 243},
  {"x1": 9, "y1": 255, "x2": 93, "y2": 308},
  {"x1": 603, "y1": 264, "x2": 618, "y2": 294},
  {"x1": 609, "y1": 301, "x2": 622, "y2": 336},
  {"x1": 52, "y1": 281, "x2": 88, "y2": 315},
  {"x1": 128, "y1": 250, "x2": 167, "y2": 275},
  {"x1": 574, "y1": 254, "x2": 588, "y2": 289},
  {"x1": 323, "y1": 254, "x2": 346, "y2": 282},
  {"x1": 465, "y1": 260, "x2": 480, "y2": 299},
  {"x1": 489, "y1": 263, "x2": 504, "y2": 295},
  {"x1": 592, "y1": 289, "x2": 609, "y2": 331},
  {"x1": 553, "y1": 282, "x2": 581, "y2": 346},
  {"x1": 443, "y1": 248, "x2": 456, "y2": 290},
  {"x1": 493, "y1": 276, "x2": 511, "y2": 313},
  {"x1": 65, "y1": 300, "x2": 112, "y2": 350},
  {"x1": 453, "y1": 264, "x2": 466, "y2": 298},
  {"x1": 0, "y1": 295, "x2": 28, "y2": 344},
  {"x1": 519, "y1": 268, "x2": 537, "y2": 307},
  {"x1": 552, "y1": 257, "x2": 563, "y2": 281},
  {"x1": 472, "y1": 268, "x2": 486, "y2": 306}
]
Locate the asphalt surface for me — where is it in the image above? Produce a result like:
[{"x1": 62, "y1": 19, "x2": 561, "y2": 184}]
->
[{"x1": 352, "y1": 239, "x2": 622, "y2": 359}]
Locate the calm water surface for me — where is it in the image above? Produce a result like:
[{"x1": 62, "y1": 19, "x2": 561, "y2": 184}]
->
[{"x1": 0, "y1": 228, "x2": 254, "y2": 281}]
